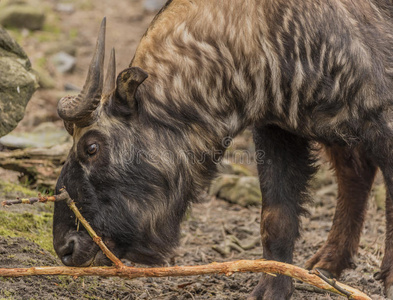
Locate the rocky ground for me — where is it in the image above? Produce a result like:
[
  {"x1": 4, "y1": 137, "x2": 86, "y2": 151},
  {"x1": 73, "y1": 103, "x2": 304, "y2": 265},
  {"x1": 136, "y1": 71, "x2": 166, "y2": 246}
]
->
[{"x1": 0, "y1": 0, "x2": 388, "y2": 299}]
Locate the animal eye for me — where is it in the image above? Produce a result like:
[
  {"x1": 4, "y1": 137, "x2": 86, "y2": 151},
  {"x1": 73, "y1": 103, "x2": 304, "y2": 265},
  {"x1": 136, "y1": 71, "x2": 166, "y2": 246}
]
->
[{"x1": 87, "y1": 143, "x2": 99, "y2": 156}]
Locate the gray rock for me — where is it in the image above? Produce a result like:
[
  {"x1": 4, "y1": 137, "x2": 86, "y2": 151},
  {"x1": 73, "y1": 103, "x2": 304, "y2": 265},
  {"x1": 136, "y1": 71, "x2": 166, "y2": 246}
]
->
[
  {"x1": 0, "y1": 5, "x2": 45, "y2": 30},
  {"x1": 55, "y1": 3, "x2": 75, "y2": 14},
  {"x1": 64, "y1": 82, "x2": 81, "y2": 92},
  {"x1": 0, "y1": 122, "x2": 70, "y2": 149},
  {"x1": 209, "y1": 174, "x2": 262, "y2": 207},
  {"x1": 144, "y1": 0, "x2": 167, "y2": 12},
  {"x1": 51, "y1": 51, "x2": 76, "y2": 74},
  {"x1": 0, "y1": 26, "x2": 38, "y2": 137},
  {"x1": 0, "y1": 26, "x2": 27, "y2": 60},
  {"x1": 218, "y1": 159, "x2": 253, "y2": 176}
]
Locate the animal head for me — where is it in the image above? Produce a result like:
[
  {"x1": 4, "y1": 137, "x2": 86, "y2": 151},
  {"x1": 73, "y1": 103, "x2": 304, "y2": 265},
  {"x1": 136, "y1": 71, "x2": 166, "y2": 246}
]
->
[{"x1": 53, "y1": 18, "x2": 197, "y2": 267}]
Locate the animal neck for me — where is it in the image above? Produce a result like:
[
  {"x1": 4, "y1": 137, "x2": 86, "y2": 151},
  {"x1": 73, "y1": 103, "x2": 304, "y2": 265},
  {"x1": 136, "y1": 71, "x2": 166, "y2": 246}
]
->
[{"x1": 134, "y1": 80, "x2": 227, "y2": 198}]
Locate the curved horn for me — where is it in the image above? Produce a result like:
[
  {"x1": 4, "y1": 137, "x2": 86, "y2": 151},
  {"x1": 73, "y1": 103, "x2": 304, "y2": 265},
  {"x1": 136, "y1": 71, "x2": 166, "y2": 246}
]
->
[
  {"x1": 102, "y1": 48, "x2": 116, "y2": 96},
  {"x1": 58, "y1": 17, "x2": 106, "y2": 128}
]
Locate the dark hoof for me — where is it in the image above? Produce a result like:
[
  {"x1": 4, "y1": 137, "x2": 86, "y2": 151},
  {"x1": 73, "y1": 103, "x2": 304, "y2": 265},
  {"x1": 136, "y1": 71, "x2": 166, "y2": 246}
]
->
[
  {"x1": 374, "y1": 270, "x2": 393, "y2": 299},
  {"x1": 305, "y1": 245, "x2": 354, "y2": 278},
  {"x1": 248, "y1": 274, "x2": 293, "y2": 300}
]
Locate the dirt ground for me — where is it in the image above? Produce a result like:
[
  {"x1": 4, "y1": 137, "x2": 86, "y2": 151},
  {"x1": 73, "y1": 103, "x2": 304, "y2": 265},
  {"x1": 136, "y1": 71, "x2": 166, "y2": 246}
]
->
[
  {"x1": 0, "y1": 0, "x2": 388, "y2": 299},
  {"x1": 0, "y1": 186, "x2": 387, "y2": 299}
]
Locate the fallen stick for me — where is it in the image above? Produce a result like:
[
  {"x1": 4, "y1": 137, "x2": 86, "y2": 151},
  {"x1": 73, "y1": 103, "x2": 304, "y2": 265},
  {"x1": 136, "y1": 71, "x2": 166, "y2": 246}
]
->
[
  {"x1": 0, "y1": 260, "x2": 370, "y2": 299},
  {"x1": 1, "y1": 193, "x2": 371, "y2": 300}
]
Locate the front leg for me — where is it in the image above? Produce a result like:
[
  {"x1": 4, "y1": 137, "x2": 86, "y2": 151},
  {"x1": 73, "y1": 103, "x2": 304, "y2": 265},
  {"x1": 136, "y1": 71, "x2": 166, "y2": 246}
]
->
[{"x1": 250, "y1": 125, "x2": 316, "y2": 300}]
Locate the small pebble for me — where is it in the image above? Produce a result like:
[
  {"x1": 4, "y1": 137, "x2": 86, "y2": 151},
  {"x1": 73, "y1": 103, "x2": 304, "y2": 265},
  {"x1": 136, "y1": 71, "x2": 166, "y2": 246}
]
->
[
  {"x1": 55, "y1": 3, "x2": 75, "y2": 14},
  {"x1": 51, "y1": 51, "x2": 76, "y2": 74},
  {"x1": 144, "y1": 0, "x2": 167, "y2": 12}
]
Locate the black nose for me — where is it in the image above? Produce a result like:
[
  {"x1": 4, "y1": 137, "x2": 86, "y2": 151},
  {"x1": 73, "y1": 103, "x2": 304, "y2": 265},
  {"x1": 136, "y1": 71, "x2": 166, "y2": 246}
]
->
[
  {"x1": 60, "y1": 240, "x2": 75, "y2": 266},
  {"x1": 54, "y1": 233, "x2": 98, "y2": 267}
]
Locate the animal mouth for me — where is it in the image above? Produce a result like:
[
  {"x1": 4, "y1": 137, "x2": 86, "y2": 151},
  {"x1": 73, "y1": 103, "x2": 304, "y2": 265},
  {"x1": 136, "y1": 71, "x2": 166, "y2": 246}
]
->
[
  {"x1": 87, "y1": 237, "x2": 119, "y2": 266},
  {"x1": 61, "y1": 247, "x2": 98, "y2": 267},
  {"x1": 61, "y1": 245, "x2": 114, "y2": 267},
  {"x1": 78, "y1": 255, "x2": 96, "y2": 267},
  {"x1": 89, "y1": 249, "x2": 114, "y2": 266},
  {"x1": 56, "y1": 232, "x2": 101, "y2": 267}
]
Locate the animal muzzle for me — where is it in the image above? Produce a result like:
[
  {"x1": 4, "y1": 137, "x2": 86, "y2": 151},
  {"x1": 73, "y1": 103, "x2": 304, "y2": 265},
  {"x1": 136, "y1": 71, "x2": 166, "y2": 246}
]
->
[{"x1": 54, "y1": 231, "x2": 109, "y2": 267}]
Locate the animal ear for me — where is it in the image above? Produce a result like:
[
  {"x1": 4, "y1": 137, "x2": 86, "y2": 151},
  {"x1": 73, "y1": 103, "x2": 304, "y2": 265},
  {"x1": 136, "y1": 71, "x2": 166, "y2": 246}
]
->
[{"x1": 114, "y1": 67, "x2": 148, "y2": 112}]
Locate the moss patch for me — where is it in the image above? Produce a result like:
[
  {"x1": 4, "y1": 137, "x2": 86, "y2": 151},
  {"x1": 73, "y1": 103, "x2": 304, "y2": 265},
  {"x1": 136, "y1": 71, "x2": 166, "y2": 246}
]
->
[
  {"x1": 0, "y1": 210, "x2": 54, "y2": 254},
  {"x1": 0, "y1": 180, "x2": 37, "y2": 198}
]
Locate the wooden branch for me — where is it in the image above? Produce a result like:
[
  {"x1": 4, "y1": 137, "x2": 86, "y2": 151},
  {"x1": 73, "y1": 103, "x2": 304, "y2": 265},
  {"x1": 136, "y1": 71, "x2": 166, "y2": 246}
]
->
[
  {"x1": 1, "y1": 192, "x2": 68, "y2": 206},
  {"x1": 1, "y1": 192, "x2": 371, "y2": 299},
  {"x1": 0, "y1": 260, "x2": 370, "y2": 299}
]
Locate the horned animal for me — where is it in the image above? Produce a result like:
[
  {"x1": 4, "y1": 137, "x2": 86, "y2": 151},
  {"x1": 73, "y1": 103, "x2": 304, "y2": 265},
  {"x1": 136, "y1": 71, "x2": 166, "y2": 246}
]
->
[{"x1": 53, "y1": 0, "x2": 393, "y2": 299}]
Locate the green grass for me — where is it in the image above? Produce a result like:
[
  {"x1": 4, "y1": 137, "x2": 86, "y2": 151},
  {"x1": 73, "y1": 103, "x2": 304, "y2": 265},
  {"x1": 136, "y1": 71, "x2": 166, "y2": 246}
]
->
[
  {"x1": 0, "y1": 180, "x2": 38, "y2": 198},
  {"x1": 0, "y1": 210, "x2": 54, "y2": 254},
  {"x1": 68, "y1": 28, "x2": 78, "y2": 40},
  {"x1": 0, "y1": 179, "x2": 54, "y2": 198},
  {"x1": 0, "y1": 179, "x2": 55, "y2": 254}
]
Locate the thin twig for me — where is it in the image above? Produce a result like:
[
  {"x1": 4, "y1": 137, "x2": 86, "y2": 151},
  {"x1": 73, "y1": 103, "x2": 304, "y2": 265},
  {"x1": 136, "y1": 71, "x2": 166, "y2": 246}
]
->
[
  {"x1": 1, "y1": 192, "x2": 68, "y2": 206},
  {"x1": 312, "y1": 268, "x2": 352, "y2": 298}
]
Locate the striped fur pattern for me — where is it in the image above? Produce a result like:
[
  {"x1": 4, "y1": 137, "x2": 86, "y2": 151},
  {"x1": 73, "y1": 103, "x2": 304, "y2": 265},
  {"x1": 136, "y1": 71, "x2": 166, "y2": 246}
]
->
[{"x1": 132, "y1": 0, "x2": 393, "y2": 144}]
